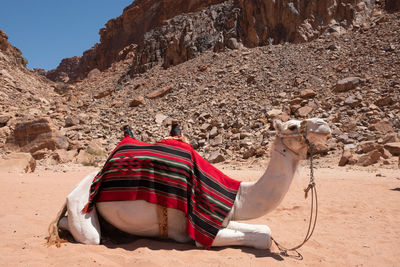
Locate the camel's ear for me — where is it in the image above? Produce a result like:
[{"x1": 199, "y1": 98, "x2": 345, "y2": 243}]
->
[{"x1": 273, "y1": 119, "x2": 283, "y2": 132}]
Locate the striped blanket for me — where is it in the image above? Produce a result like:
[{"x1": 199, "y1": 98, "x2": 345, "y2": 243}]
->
[{"x1": 82, "y1": 136, "x2": 241, "y2": 247}]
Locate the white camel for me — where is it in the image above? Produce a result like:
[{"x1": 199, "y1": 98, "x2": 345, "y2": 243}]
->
[{"x1": 48, "y1": 118, "x2": 330, "y2": 250}]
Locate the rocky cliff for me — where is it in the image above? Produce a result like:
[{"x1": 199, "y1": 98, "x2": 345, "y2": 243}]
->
[
  {"x1": 47, "y1": 0, "x2": 376, "y2": 82},
  {"x1": 0, "y1": 30, "x2": 28, "y2": 67}
]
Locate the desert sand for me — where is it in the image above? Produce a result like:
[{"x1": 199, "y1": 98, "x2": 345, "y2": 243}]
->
[{"x1": 0, "y1": 163, "x2": 399, "y2": 267}]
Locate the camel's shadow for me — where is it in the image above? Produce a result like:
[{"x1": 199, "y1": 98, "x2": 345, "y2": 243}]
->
[
  {"x1": 101, "y1": 237, "x2": 283, "y2": 260},
  {"x1": 99, "y1": 216, "x2": 283, "y2": 260}
]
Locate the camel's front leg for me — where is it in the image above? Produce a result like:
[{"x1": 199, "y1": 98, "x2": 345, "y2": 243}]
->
[
  {"x1": 226, "y1": 221, "x2": 271, "y2": 235},
  {"x1": 197, "y1": 221, "x2": 271, "y2": 249},
  {"x1": 209, "y1": 226, "x2": 272, "y2": 249}
]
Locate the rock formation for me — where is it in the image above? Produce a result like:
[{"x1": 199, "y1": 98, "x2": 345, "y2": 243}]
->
[
  {"x1": 47, "y1": 0, "x2": 375, "y2": 82},
  {"x1": 1, "y1": 2, "x2": 399, "y2": 170}
]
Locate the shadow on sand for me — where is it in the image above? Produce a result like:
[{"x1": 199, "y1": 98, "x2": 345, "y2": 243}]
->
[
  {"x1": 98, "y1": 215, "x2": 283, "y2": 259},
  {"x1": 101, "y1": 237, "x2": 284, "y2": 261}
]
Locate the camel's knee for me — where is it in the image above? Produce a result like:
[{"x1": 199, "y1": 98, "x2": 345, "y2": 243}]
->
[
  {"x1": 258, "y1": 225, "x2": 271, "y2": 236},
  {"x1": 253, "y1": 232, "x2": 272, "y2": 250}
]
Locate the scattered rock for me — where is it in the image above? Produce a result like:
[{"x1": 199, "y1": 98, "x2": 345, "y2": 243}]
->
[
  {"x1": 94, "y1": 88, "x2": 113, "y2": 99},
  {"x1": 300, "y1": 89, "x2": 316, "y2": 99},
  {"x1": 344, "y1": 95, "x2": 360, "y2": 107},
  {"x1": 266, "y1": 109, "x2": 282, "y2": 119},
  {"x1": 51, "y1": 149, "x2": 78, "y2": 164},
  {"x1": 65, "y1": 116, "x2": 79, "y2": 127},
  {"x1": 155, "y1": 114, "x2": 168, "y2": 125},
  {"x1": 146, "y1": 85, "x2": 173, "y2": 99},
  {"x1": 129, "y1": 95, "x2": 145, "y2": 107},
  {"x1": 296, "y1": 106, "x2": 313, "y2": 117},
  {"x1": 243, "y1": 147, "x2": 256, "y2": 159},
  {"x1": 208, "y1": 151, "x2": 225, "y2": 164},
  {"x1": 375, "y1": 96, "x2": 393, "y2": 107}
]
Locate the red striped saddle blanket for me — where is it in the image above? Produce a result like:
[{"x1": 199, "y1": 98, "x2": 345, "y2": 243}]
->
[{"x1": 83, "y1": 136, "x2": 241, "y2": 247}]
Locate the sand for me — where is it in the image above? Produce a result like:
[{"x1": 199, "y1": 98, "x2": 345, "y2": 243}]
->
[{"x1": 0, "y1": 164, "x2": 399, "y2": 266}]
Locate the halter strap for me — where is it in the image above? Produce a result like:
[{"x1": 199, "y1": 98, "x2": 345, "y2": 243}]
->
[{"x1": 275, "y1": 120, "x2": 310, "y2": 158}]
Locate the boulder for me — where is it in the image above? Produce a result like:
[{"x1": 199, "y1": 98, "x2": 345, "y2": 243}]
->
[
  {"x1": 210, "y1": 135, "x2": 223, "y2": 147},
  {"x1": 357, "y1": 141, "x2": 383, "y2": 154},
  {"x1": 86, "y1": 140, "x2": 106, "y2": 156},
  {"x1": 357, "y1": 150, "x2": 381, "y2": 167},
  {"x1": 200, "y1": 123, "x2": 212, "y2": 132},
  {"x1": 381, "y1": 133, "x2": 399, "y2": 144},
  {"x1": 243, "y1": 147, "x2": 256, "y2": 159},
  {"x1": 296, "y1": 106, "x2": 313, "y2": 117},
  {"x1": 384, "y1": 142, "x2": 400, "y2": 156},
  {"x1": 208, "y1": 151, "x2": 225, "y2": 163},
  {"x1": 369, "y1": 119, "x2": 394, "y2": 134},
  {"x1": 0, "y1": 153, "x2": 36, "y2": 173},
  {"x1": 0, "y1": 114, "x2": 10, "y2": 127},
  {"x1": 332, "y1": 77, "x2": 361, "y2": 92},
  {"x1": 7, "y1": 117, "x2": 69, "y2": 154},
  {"x1": 339, "y1": 149, "x2": 356, "y2": 166},
  {"x1": 87, "y1": 68, "x2": 101, "y2": 80},
  {"x1": 209, "y1": 127, "x2": 218, "y2": 138},
  {"x1": 0, "y1": 126, "x2": 10, "y2": 141},
  {"x1": 51, "y1": 149, "x2": 78, "y2": 164}
]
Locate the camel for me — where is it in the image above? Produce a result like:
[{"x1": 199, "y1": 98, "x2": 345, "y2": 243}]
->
[{"x1": 48, "y1": 118, "x2": 331, "y2": 250}]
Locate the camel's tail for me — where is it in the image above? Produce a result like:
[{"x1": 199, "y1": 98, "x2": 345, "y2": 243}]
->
[{"x1": 46, "y1": 201, "x2": 68, "y2": 247}]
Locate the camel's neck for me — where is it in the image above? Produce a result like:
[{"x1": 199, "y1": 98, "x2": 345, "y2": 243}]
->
[{"x1": 231, "y1": 138, "x2": 300, "y2": 220}]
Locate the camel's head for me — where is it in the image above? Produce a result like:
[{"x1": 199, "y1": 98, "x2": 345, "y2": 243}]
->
[{"x1": 273, "y1": 118, "x2": 331, "y2": 159}]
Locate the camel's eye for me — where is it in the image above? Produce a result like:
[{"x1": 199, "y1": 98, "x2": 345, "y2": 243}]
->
[{"x1": 288, "y1": 125, "x2": 297, "y2": 131}]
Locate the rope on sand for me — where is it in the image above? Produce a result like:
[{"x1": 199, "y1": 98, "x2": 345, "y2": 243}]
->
[{"x1": 46, "y1": 201, "x2": 68, "y2": 247}]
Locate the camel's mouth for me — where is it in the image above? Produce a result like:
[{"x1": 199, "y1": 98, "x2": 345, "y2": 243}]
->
[{"x1": 306, "y1": 131, "x2": 331, "y2": 146}]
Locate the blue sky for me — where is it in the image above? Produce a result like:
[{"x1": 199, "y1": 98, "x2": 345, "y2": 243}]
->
[{"x1": 0, "y1": 0, "x2": 133, "y2": 70}]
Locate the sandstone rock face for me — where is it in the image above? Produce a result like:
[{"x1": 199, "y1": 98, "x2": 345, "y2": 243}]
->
[
  {"x1": 47, "y1": 0, "x2": 227, "y2": 82},
  {"x1": 46, "y1": 57, "x2": 80, "y2": 82},
  {"x1": 47, "y1": 0, "x2": 375, "y2": 82},
  {"x1": 6, "y1": 118, "x2": 68, "y2": 156},
  {"x1": 0, "y1": 152, "x2": 36, "y2": 173}
]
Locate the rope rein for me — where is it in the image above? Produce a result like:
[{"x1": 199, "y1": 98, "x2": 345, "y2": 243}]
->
[{"x1": 271, "y1": 124, "x2": 319, "y2": 260}]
